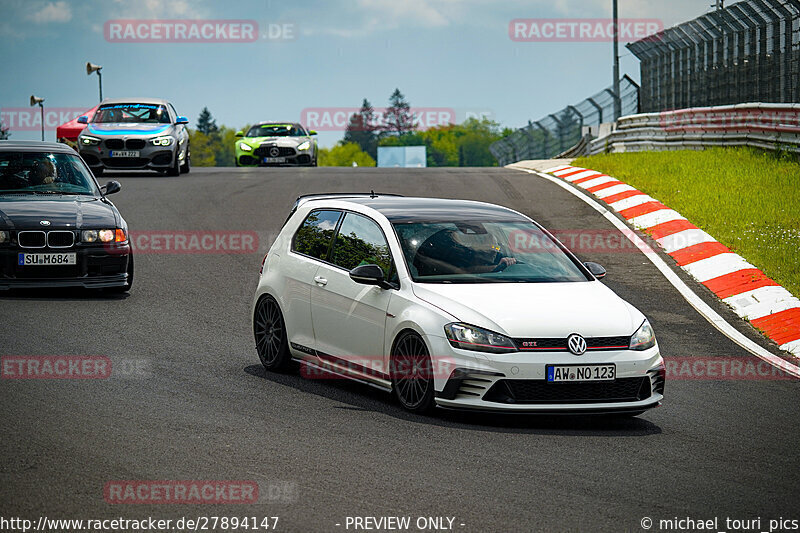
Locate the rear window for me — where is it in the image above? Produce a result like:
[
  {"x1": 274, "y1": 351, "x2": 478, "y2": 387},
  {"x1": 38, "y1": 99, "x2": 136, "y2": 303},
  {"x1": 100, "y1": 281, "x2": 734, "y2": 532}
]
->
[{"x1": 292, "y1": 210, "x2": 342, "y2": 261}]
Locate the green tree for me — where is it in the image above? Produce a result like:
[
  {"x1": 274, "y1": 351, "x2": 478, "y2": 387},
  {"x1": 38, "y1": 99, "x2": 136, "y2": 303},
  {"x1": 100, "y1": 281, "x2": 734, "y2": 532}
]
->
[
  {"x1": 318, "y1": 142, "x2": 376, "y2": 166},
  {"x1": 196, "y1": 107, "x2": 218, "y2": 135},
  {"x1": 383, "y1": 88, "x2": 414, "y2": 136},
  {"x1": 211, "y1": 126, "x2": 237, "y2": 166},
  {"x1": 187, "y1": 129, "x2": 216, "y2": 166},
  {"x1": 343, "y1": 99, "x2": 379, "y2": 159}
]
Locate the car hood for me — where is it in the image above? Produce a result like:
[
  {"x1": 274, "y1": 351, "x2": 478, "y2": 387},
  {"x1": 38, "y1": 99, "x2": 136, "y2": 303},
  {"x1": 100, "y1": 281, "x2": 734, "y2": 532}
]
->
[
  {"x1": 411, "y1": 281, "x2": 643, "y2": 338},
  {"x1": 243, "y1": 136, "x2": 308, "y2": 147},
  {"x1": 0, "y1": 197, "x2": 118, "y2": 230},
  {"x1": 85, "y1": 122, "x2": 174, "y2": 137}
]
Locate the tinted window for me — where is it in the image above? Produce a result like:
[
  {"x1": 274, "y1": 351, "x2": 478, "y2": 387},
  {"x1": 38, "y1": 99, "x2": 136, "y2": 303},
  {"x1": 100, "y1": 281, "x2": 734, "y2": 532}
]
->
[
  {"x1": 393, "y1": 221, "x2": 588, "y2": 283},
  {"x1": 293, "y1": 210, "x2": 341, "y2": 260},
  {"x1": 93, "y1": 103, "x2": 171, "y2": 124},
  {"x1": 0, "y1": 152, "x2": 100, "y2": 196},
  {"x1": 330, "y1": 213, "x2": 393, "y2": 277}
]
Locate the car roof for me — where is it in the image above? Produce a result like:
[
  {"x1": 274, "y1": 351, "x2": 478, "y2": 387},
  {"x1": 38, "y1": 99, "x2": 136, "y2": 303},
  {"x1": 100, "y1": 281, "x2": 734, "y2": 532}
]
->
[
  {"x1": 252, "y1": 122, "x2": 303, "y2": 128},
  {"x1": 98, "y1": 97, "x2": 170, "y2": 106},
  {"x1": 0, "y1": 140, "x2": 77, "y2": 154},
  {"x1": 307, "y1": 195, "x2": 530, "y2": 223}
]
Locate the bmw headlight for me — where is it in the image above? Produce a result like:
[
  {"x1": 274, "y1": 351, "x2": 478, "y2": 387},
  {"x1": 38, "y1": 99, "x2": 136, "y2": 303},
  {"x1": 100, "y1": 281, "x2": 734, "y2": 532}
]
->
[
  {"x1": 238, "y1": 142, "x2": 252, "y2": 152},
  {"x1": 297, "y1": 140, "x2": 311, "y2": 151},
  {"x1": 0, "y1": 230, "x2": 9, "y2": 244},
  {"x1": 82, "y1": 229, "x2": 126, "y2": 243},
  {"x1": 629, "y1": 320, "x2": 656, "y2": 351},
  {"x1": 80, "y1": 135, "x2": 101, "y2": 146},
  {"x1": 444, "y1": 323, "x2": 517, "y2": 354},
  {"x1": 151, "y1": 136, "x2": 174, "y2": 146}
]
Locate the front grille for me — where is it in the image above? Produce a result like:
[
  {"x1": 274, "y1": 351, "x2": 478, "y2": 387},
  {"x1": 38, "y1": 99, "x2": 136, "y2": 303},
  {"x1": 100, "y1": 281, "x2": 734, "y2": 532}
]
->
[
  {"x1": 239, "y1": 155, "x2": 256, "y2": 166},
  {"x1": 296, "y1": 154, "x2": 312, "y2": 164},
  {"x1": 101, "y1": 157, "x2": 150, "y2": 168},
  {"x1": 105, "y1": 139, "x2": 124, "y2": 149},
  {"x1": 483, "y1": 377, "x2": 651, "y2": 404},
  {"x1": 47, "y1": 231, "x2": 75, "y2": 248},
  {"x1": 151, "y1": 152, "x2": 173, "y2": 165},
  {"x1": 253, "y1": 145, "x2": 296, "y2": 157},
  {"x1": 18, "y1": 231, "x2": 46, "y2": 248},
  {"x1": 515, "y1": 335, "x2": 630, "y2": 351},
  {"x1": 650, "y1": 369, "x2": 665, "y2": 395},
  {"x1": 126, "y1": 139, "x2": 146, "y2": 149}
]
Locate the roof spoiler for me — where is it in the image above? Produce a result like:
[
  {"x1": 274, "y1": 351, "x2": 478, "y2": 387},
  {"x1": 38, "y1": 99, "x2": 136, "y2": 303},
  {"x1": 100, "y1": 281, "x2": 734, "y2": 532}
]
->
[{"x1": 282, "y1": 192, "x2": 404, "y2": 228}]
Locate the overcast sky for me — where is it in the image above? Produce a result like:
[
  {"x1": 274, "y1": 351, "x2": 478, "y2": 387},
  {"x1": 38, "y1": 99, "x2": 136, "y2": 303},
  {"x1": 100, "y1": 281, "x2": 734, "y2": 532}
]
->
[{"x1": 1, "y1": 0, "x2": 716, "y2": 147}]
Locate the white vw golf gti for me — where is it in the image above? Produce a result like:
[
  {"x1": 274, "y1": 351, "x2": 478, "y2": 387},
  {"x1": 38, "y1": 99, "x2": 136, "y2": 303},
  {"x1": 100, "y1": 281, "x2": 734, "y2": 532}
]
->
[{"x1": 252, "y1": 194, "x2": 665, "y2": 415}]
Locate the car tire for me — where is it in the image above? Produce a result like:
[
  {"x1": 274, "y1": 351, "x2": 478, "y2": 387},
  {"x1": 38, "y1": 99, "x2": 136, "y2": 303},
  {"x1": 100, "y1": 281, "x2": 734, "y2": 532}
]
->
[
  {"x1": 105, "y1": 254, "x2": 134, "y2": 294},
  {"x1": 254, "y1": 295, "x2": 291, "y2": 371},
  {"x1": 180, "y1": 151, "x2": 190, "y2": 174},
  {"x1": 390, "y1": 331, "x2": 435, "y2": 413},
  {"x1": 166, "y1": 150, "x2": 180, "y2": 176}
]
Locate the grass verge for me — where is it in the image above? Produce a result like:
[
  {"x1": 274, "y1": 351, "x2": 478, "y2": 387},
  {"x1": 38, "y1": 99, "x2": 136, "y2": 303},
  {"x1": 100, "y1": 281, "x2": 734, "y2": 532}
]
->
[{"x1": 573, "y1": 148, "x2": 800, "y2": 297}]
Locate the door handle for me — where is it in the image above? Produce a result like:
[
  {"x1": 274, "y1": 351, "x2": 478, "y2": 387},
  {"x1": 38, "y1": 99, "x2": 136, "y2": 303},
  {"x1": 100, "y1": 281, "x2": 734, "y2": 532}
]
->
[{"x1": 314, "y1": 276, "x2": 328, "y2": 286}]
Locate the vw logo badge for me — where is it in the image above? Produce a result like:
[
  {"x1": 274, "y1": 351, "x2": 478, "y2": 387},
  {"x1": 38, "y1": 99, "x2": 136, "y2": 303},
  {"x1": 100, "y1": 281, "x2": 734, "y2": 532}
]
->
[
  {"x1": 567, "y1": 334, "x2": 587, "y2": 355},
  {"x1": 269, "y1": 146, "x2": 280, "y2": 157},
  {"x1": 40, "y1": 220, "x2": 51, "y2": 226}
]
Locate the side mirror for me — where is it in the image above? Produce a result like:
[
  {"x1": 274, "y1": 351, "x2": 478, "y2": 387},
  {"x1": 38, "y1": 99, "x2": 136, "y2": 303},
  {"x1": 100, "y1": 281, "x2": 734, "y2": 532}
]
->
[
  {"x1": 308, "y1": 130, "x2": 317, "y2": 135},
  {"x1": 235, "y1": 131, "x2": 244, "y2": 137},
  {"x1": 349, "y1": 264, "x2": 391, "y2": 289},
  {"x1": 175, "y1": 116, "x2": 189, "y2": 125},
  {"x1": 102, "y1": 180, "x2": 121, "y2": 195},
  {"x1": 77, "y1": 116, "x2": 88, "y2": 124},
  {"x1": 584, "y1": 261, "x2": 606, "y2": 280}
]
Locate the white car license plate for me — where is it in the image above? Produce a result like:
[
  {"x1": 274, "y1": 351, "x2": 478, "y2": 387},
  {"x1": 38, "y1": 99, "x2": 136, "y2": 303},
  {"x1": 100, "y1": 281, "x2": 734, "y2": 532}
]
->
[
  {"x1": 547, "y1": 364, "x2": 616, "y2": 382},
  {"x1": 263, "y1": 157, "x2": 286, "y2": 163},
  {"x1": 110, "y1": 150, "x2": 139, "y2": 157},
  {"x1": 18, "y1": 253, "x2": 76, "y2": 266}
]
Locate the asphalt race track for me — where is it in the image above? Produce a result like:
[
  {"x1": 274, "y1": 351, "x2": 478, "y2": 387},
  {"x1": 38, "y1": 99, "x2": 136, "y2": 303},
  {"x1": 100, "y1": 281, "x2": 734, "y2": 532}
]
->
[{"x1": 1, "y1": 167, "x2": 798, "y2": 532}]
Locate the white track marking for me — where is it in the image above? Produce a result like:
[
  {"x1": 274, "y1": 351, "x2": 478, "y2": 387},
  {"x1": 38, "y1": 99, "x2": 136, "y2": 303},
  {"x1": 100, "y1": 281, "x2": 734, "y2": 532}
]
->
[
  {"x1": 543, "y1": 164, "x2": 572, "y2": 173},
  {"x1": 509, "y1": 165, "x2": 800, "y2": 375},
  {"x1": 781, "y1": 339, "x2": 800, "y2": 353},
  {"x1": 594, "y1": 184, "x2": 637, "y2": 199},
  {"x1": 608, "y1": 194, "x2": 657, "y2": 212},
  {"x1": 657, "y1": 229, "x2": 716, "y2": 253},
  {"x1": 577, "y1": 176, "x2": 617, "y2": 189},
  {"x1": 723, "y1": 286, "x2": 800, "y2": 321},
  {"x1": 628, "y1": 209, "x2": 685, "y2": 230},
  {"x1": 683, "y1": 253, "x2": 756, "y2": 283}
]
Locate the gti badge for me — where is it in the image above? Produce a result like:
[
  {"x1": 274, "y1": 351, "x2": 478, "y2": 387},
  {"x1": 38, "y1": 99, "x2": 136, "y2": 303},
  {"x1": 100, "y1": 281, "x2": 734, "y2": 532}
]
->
[
  {"x1": 567, "y1": 334, "x2": 587, "y2": 355},
  {"x1": 40, "y1": 220, "x2": 51, "y2": 226}
]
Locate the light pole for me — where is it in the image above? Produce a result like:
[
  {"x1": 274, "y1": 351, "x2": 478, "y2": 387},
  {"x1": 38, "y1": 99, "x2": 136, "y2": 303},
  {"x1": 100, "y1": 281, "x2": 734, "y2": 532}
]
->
[
  {"x1": 612, "y1": 0, "x2": 621, "y2": 121},
  {"x1": 30, "y1": 95, "x2": 45, "y2": 141},
  {"x1": 86, "y1": 62, "x2": 103, "y2": 101}
]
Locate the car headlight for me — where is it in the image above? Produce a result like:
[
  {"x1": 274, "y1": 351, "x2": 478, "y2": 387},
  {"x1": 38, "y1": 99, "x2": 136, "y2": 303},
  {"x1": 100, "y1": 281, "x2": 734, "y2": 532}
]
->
[
  {"x1": 79, "y1": 135, "x2": 101, "y2": 146},
  {"x1": 82, "y1": 229, "x2": 127, "y2": 243},
  {"x1": 238, "y1": 142, "x2": 252, "y2": 152},
  {"x1": 444, "y1": 323, "x2": 517, "y2": 354},
  {"x1": 629, "y1": 320, "x2": 656, "y2": 351},
  {"x1": 151, "y1": 136, "x2": 174, "y2": 146},
  {"x1": 0, "y1": 230, "x2": 9, "y2": 244},
  {"x1": 297, "y1": 140, "x2": 311, "y2": 151}
]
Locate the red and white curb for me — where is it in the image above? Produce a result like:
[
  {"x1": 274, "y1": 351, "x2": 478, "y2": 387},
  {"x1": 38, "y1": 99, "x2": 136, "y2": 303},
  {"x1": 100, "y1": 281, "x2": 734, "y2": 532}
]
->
[{"x1": 543, "y1": 164, "x2": 800, "y2": 357}]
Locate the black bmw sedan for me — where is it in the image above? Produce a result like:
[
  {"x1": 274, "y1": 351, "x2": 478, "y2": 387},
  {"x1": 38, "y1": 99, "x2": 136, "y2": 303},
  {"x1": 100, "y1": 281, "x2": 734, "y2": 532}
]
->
[{"x1": 0, "y1": 141, "x2": 133, "y2": 292}]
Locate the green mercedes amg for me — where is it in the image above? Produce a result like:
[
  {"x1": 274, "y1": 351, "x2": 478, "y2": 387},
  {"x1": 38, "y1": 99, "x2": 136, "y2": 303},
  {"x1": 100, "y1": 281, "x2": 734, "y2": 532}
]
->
[{"x1": 235, "y1": 122, "x2": 318, "y2": 167}]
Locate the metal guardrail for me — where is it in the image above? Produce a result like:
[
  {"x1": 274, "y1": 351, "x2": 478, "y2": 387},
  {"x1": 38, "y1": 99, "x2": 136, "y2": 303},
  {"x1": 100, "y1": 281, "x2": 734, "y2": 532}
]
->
[
  {"x1": 584, "y1": 103, "x2": 800, "y2": 155},
  {"x1": 490, "y1": 76, "x2": 639, "y2": 166}
]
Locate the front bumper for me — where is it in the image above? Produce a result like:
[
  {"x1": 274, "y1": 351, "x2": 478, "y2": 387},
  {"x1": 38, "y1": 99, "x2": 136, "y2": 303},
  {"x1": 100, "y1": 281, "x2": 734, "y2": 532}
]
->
[
  {"x1": 80, "y1": 141, "x2": 178, "y2": 171},
  {"x1": 426, "y1": 335, "x2": 664, "y2": 413},
  {"x1": 0, "y1": 238, "x2": 131, "y2": 290}
]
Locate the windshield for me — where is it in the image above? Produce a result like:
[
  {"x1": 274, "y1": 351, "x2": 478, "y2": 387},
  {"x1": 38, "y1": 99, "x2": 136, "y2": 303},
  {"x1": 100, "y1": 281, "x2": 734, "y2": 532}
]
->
[
  {"x1": 93, "y1": 103, "x2": 171, "y2": 124},
  {"x1": 0, "y1": 152, "x2": 101, "y2": 196},
  {"x1": 393, "y1": 220, "x2": 589, "y2": 284},
  {"x1": 246, "y1": 124, "x2": 305, "y2": 137}
]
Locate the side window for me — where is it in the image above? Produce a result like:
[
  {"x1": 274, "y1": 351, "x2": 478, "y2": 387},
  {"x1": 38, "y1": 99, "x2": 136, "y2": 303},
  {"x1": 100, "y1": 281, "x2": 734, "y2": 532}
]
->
[
  {"x1": 330, "y1": 213, "x2": 393, "y2": 277},
  {"x1": 292, "y1": 210, "x2": 342, "y2": 261}
]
